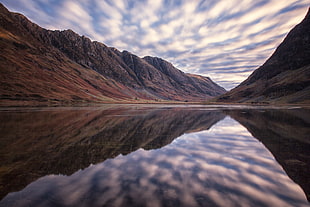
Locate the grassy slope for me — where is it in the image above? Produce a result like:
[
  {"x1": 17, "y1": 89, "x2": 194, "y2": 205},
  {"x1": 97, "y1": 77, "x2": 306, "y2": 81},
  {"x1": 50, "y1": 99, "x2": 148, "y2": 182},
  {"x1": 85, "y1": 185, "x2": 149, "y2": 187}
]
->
[{"x1": 0, "y1": 21, "x2": 148, "y2": 106}]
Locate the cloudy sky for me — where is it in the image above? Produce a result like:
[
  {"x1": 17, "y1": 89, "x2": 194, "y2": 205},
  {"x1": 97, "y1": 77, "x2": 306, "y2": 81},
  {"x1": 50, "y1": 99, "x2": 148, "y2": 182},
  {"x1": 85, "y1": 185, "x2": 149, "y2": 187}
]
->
[{"x1": 1, "y1": 0, "x2": 308, "y2": 89}]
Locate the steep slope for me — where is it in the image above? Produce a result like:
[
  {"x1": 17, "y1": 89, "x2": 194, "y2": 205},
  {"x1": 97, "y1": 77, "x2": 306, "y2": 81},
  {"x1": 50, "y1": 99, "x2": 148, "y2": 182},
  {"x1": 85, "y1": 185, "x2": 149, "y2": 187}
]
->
[
  {"x1": 143, "y1": 56, "x2": 226, "y2": 97},
  {"x1": 0, "y1": 4, "x2": 144, "y2": 105},
  {"x1": 0, "y1": 3, "x2": 225, "y2": 105},
  {"x1": 217, "y1": 8, "x2": 310, "y2": 104}
]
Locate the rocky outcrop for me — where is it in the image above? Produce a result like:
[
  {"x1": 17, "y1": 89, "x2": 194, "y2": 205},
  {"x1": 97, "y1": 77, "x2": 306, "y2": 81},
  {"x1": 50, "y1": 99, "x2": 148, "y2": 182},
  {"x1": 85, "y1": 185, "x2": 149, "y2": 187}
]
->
[
  {"x1": 217, "y1": 8, "x2": 310, "y2": 104},
  {"x1": 0, "y1": 3, "x2": 225, "y2": 105}
]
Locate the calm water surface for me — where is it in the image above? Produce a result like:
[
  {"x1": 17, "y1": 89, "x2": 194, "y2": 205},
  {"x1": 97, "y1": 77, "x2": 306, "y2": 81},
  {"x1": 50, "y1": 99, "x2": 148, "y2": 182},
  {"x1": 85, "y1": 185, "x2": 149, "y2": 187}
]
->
[{"x1": 0, "y1": 105, "x2": 309, "y2": 207}]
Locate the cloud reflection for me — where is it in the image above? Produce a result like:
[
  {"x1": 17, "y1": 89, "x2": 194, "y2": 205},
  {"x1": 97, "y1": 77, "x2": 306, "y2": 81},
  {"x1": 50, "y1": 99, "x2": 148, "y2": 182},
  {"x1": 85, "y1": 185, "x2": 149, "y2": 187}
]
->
[
  {"x1": 1, "y1": 0, "x2": 308, "y2": 89},
  {"x1": 1, "y1": 116, "x2": 308, "y2": 207}
]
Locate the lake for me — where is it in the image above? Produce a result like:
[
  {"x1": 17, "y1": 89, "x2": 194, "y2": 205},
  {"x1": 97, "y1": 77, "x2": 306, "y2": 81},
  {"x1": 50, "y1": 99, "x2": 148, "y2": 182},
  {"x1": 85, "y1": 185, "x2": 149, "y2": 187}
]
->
[{"x1": 0, "y1": 105, "x2": 309, "y2": 207}]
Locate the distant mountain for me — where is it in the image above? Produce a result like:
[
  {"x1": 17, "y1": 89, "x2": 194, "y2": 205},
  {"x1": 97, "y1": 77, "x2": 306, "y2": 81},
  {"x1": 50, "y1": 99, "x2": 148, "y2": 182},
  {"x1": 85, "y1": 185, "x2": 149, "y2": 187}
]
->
[
  {"x1": 0, "y1": 4, "x2": 225, "y2": 106},
  {"x1": 217, "y1": 8, "x2": 310, "y2": 104}
]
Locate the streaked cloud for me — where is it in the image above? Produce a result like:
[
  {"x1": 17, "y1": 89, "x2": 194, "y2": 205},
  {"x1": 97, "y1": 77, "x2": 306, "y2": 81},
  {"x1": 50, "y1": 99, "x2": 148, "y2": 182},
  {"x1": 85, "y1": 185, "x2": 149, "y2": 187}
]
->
[{"x1": 1, "y1": 0, "x2": 308, "y2": 89}]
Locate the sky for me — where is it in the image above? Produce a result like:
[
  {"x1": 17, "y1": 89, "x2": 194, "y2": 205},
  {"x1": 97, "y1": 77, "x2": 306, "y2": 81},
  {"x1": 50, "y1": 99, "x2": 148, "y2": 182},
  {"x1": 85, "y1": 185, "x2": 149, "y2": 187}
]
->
[{"x1": 1, "y1": 0, "x2": 309, "y2": 90}]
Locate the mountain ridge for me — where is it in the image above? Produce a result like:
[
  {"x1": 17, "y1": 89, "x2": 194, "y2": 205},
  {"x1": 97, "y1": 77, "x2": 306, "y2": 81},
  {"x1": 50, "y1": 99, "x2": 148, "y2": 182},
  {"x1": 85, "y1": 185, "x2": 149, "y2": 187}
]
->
[{"x1": 0, "y1": 3, "x2": 226, "y2": 106}]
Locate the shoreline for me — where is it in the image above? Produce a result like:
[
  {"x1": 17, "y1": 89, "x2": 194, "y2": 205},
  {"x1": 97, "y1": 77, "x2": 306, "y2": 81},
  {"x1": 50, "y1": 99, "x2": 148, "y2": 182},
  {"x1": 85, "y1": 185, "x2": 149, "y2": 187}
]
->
[{"x1": 1, "y1": 100, "x2": 310, "y2": 109}]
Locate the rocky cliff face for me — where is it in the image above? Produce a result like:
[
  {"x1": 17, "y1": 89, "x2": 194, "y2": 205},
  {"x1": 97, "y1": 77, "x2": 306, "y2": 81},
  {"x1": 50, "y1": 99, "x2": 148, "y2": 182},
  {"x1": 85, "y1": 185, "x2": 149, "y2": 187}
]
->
[
  {"x1": 217, "y1": 8, "x2": 310, "y2": 104},
  {"x1": 0, "y1": 4, "x2": 225, "y2": 105}
]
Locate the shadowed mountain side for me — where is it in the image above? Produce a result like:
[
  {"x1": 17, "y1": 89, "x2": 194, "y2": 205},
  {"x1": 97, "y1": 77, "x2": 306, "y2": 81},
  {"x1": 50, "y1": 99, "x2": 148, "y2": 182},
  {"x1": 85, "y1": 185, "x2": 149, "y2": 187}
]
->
[
  {"x1": 0, "y1": 4, "x2": 225, "y2": 105},
  {"x1": 227, "y1": 109, "x2": 310, "y2": 200},
  {"x1": 0, "y1": 106, "x2": 225, "y2": 199},
  {"x1": 216, "y1": 8, "x2": 310, "y2": 104}
]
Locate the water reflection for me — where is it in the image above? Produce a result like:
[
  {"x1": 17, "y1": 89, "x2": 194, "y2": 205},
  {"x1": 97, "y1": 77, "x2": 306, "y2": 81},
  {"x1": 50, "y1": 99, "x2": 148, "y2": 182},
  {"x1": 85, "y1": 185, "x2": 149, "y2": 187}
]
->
[
  {"x1": 0, "y1": 105, "x2": 309, "y2": 207},
  {"x1": 227, "y1": 108, "x2": 310, "y2": 201},
  {"x1": 0, "y1": 105, "x2": 224, "y2": 200}
]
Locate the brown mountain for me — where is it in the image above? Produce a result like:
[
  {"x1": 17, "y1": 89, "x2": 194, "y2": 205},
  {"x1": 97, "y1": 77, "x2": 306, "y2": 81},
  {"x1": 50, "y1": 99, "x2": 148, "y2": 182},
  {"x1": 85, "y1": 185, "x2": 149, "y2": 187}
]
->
[
  {"x1": 217, "y1": 8, "x2": 310, "y2": 104},
  {"x1": 0, "y1": 4, "x2": 225, "y2": 106},
  {"x1": 143, "y1": 56, "x2": 225, "y2": 97}
]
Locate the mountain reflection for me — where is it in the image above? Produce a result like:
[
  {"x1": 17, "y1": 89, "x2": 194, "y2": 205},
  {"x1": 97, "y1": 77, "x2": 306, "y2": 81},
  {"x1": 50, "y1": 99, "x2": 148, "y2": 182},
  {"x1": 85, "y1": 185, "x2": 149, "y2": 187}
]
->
[
  {"x1": 1, "y1": 109, "x2": 308, "y2": 207},
  {"x1": 0, "y1": 105, "x2": 225, "y2": 199},
  {"x1": 227, "y1": 108, "x2": 310, "y2": 201}
]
